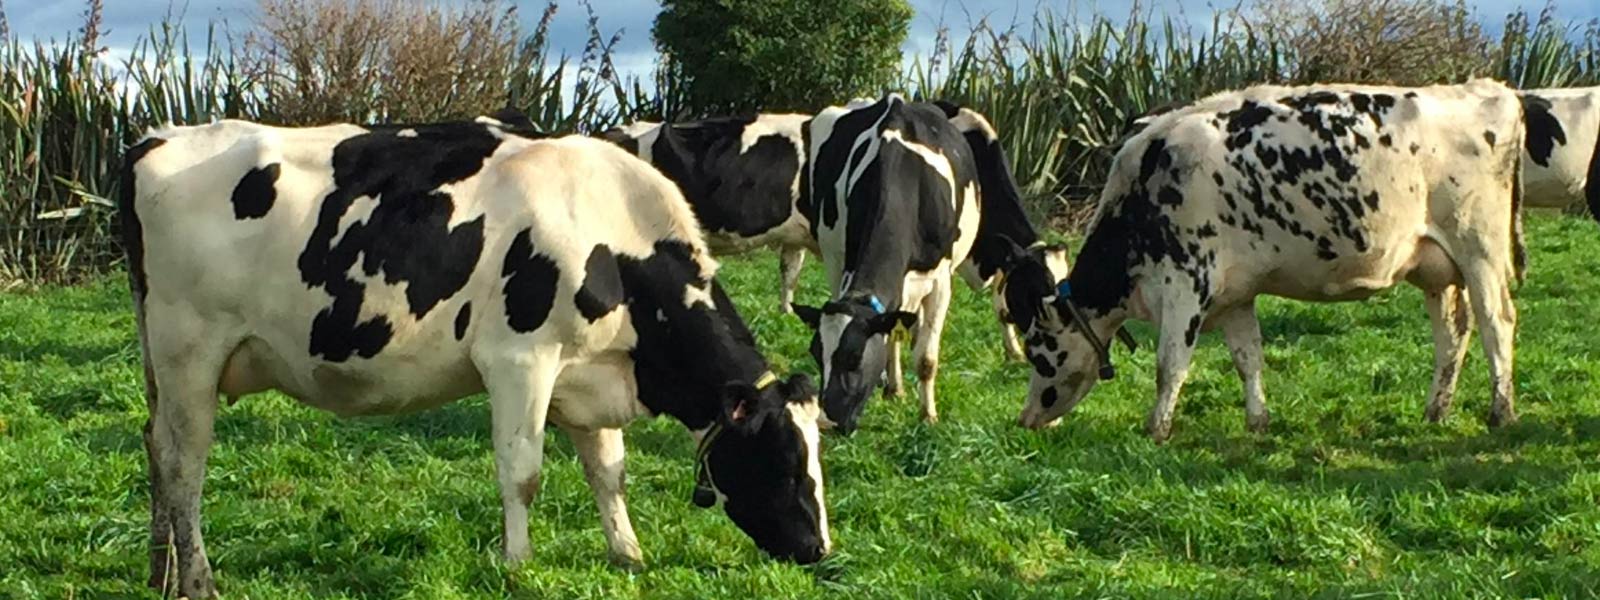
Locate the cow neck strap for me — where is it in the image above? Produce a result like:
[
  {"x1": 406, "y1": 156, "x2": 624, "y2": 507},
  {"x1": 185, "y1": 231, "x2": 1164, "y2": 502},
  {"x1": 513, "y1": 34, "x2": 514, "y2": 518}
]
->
[
  {"x1": 692, "y1": 422, "x2": 725, "y2": 507},
  {"x1": 692, "y1": 371, "x2": 781, "y2": 506},
  {"x1": 1054, "y1": 279, "x2": 1118, "y2": 380}
]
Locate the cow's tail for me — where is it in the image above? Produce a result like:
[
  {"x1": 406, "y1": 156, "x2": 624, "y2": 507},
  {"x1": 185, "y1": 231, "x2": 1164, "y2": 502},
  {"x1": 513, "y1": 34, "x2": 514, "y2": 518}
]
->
[
  {"x1": 120, "y1": 135, "x2": 176, "y2": 590},
  {"x1": 119, "y1": 138, "x2": 163, "y2": 415}
]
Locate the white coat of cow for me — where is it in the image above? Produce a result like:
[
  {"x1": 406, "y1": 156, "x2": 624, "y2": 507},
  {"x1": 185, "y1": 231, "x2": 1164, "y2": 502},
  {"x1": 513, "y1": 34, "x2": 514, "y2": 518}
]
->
[
  {"x1": 1000, "y1": 80, "x2": 1528, "y2": 441},
  {"x1": 122, "y1": 117, "x2": 828, "y2": 597}
]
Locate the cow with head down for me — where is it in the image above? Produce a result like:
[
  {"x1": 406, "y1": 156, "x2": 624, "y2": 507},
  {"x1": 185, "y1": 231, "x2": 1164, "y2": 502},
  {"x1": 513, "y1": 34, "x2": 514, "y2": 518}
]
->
[
  {"x1": 122, "y1": 115, "x2": 829, "y2": 597},
  {"x1": 606, "y1": 105, "x2": 1053, "y2": 364},
  {"x1": 1000, "y1": 80, "x2": 1529, "y2": 442},
  {"x1": 791, "y1": 94, "x2": 982, "y2": 433}
]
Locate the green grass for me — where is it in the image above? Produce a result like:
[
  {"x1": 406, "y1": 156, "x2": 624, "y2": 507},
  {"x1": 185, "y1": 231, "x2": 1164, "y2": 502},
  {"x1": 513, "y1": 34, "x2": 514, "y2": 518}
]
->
[{"x1": 2, "y1": 214, "x2": 1599, "y2": 598}]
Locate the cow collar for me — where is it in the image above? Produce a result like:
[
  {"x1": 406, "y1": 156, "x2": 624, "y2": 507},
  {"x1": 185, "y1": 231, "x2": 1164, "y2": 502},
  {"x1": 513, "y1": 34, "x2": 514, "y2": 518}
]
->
[
  {"x1": 691, "y1": 371, "x2": 780, "y2": 507},
  {"x1": 1051, "y1": 279, "x2": 1137, "y2": 380}
]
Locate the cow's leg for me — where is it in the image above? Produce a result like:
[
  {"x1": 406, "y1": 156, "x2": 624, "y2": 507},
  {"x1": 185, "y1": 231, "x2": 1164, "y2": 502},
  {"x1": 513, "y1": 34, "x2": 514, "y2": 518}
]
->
[
  {"x1": 565, "y1": 426, "x2": 643, "y2": 568},
  {"x1": 1147, "y1": 306, "x2": 1202, "y2": 443},
  {"x1": 779, "y1": 245, "x2": 805, "y2": 314},
  {"x1": 483, "y1": 346, "x2": 560, "y2": 563},
  {"x1": 1215, "y1": 304, "x2": 1269, "y2": 433},
  {"x1": 883, "y1": 336, "x2": 905, "y2": 399},
  {"x1": 912, "y1": 275, "x2": 953, "y2": 424},
  {"x1": 133, "y1": 317, "x2": 176, "y2": 591},
  {"x1": 1423, "y1": 285, "x2": 1474, "y2": 422},
  {"x1": 996, "y1": 290, "x2": 1025, "y2": 362},
  {"x1": 1462, "y1": 266, "x2": 1518, "y2": 427},
  {"x1": 146, "y1": 335, "x2": 227, "y2": 598}
]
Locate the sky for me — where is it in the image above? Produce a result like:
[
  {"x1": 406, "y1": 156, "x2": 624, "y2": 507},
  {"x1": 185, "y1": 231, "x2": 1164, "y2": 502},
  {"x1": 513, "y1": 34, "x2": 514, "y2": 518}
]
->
[{"x1": 8, "y1": 0, "x2": 1599, "y2": 80}]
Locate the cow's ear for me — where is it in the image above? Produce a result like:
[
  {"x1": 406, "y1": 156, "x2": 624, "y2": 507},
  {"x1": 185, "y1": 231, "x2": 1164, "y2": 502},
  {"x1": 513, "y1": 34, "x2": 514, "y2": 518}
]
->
[
  {"x1": 792, "y1": 304, "x2": 823, "y2": 329},
  {"x1": 867, "y1": 311, "x2": 917, "y2": 336},
  {"x1": 996, "y1": 234, "x2": 1030, "y2": 269},
  {"x1": 778, "y1": 373, "x2": 816, "y2": 405},
  {"x1": 720, "y1": 381, "x2": 778, "y2": 435}
]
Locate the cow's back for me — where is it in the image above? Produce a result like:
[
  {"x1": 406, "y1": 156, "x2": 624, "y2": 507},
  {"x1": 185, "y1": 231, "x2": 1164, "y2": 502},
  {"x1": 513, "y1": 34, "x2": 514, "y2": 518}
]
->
[
  {"x1": 129, "y1": 122, "x2": 705, "y2": 414},
  {"x1": 807, "y1": 97, "x2": 981, "y2": 290},
  {"x1": 1091, "y1": 80, "x2": 1523, "y2": 305}
]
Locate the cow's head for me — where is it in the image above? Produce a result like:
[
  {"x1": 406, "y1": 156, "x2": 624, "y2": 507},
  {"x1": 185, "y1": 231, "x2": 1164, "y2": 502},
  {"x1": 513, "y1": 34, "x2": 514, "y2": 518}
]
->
[
  {"x1": 791, "y1": 296, "x2": 916, "y2": 434},
  {"x1": 695, "y1": 371, "x2": 830, "y2": 563},
  {"x1": 997, "y1": 240, "x2": 1136, "y2": 429}
]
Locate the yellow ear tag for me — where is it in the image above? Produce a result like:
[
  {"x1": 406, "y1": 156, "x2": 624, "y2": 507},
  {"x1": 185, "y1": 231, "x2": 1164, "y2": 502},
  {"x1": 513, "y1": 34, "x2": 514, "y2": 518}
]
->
[{"x1": 753, "y1": 371, "x2": 779, "y2": 390}]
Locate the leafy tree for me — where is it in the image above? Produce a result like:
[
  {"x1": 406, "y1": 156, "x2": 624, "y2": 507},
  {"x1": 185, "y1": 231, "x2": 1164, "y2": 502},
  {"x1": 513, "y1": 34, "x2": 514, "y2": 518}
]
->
[{"x1": 653, "y1": 0, "x2": 912, "y2": 114}]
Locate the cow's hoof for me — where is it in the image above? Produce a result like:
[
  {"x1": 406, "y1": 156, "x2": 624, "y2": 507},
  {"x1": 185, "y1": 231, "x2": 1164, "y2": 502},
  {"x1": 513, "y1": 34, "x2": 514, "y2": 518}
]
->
[
  {"x1": 1246, "y1": 412, "x2": 1270, "y2": 434},
  {"x1": 921, "y1": 412, "x2": 939, "y2": 425},
  {"x1": 1424, "y1": 402, "x2": 1451, "y2": 423},
  {"x1": 883, "y1": 386, "x2": 904, "y2": 400},
  {"x1": 1146, "y1": 421, "x2": 1173, "y2": 444},
  {"x1": 1487, "y1": 408, "x2": 1518, "y2": 429},
  {"x1": 609, "y1": 552, "x2": 645, "y2": 572}
]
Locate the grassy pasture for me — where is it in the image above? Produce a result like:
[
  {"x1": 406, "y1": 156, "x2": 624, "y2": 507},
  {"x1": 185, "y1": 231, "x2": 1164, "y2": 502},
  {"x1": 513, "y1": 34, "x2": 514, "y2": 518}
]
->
[{"x1": 1, "y1": 214, "x2": 1598, "y2": 598}]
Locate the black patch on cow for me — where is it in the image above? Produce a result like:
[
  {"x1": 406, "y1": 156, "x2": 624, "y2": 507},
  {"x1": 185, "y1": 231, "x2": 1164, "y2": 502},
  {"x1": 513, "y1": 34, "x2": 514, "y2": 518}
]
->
[
  {"x1": 230, "y1": 163, "x2": 280, "y2": 219},
  {"x1": 646, "y1": 117, "x2": 800, "y2": 238},
  {"x1": 1519, "y1": 94, "x2": 1567, "y2": 168},
  {"x1": 1184, "y1": 314, "x2": 1202, "y2": 347},
  {"x1": 1378, "y1": 133, "x2": 1394, "y2": 148},
  {"x1": 454, "y1": 302, "x2": 471, "y2": 340},
  {"x1": 1588, "y1": 111, "x2": 1600, "y2": 219},
  {"x1": 501, "y1": 228, "x2": 560, "y2": 333},
  {"x1": 575, "y1": 244, "x2": 625, "y2": 321},
  {"x1": 1482, "y1": 131, "x2": 1497, "y2": 148},
  {"x1": 812, "y1": 97, "x2": 973, "y2": 293},
  {"x1": 1410, "y1": 143, "x2": 1421, "y2": 155},
  {"x1": 119, "y1": 137, "x2": 167, "y2": 301},
  {"x1": 1039, "y1": 386, "x2": 1058, "y2": 408},
  {"x1": 1029, "y1": 350, "x2": 1057, "y2": 378},
  {"x1": 1157, "y1": 186, "x2": 1184, "y2": 206},
  {"x1": 1140, "y1": 138, "x2": 1172, "y2": 181},
  {"x1": 298, "y1": 122, "x2": 498, "y2": 361},
  {"x1": 962, "y1": 118, "x2": 1044, "y2": 281}
]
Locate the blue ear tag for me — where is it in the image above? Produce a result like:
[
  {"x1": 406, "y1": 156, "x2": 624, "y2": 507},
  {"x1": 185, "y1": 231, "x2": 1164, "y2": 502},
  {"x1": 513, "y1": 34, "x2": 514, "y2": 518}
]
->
[
  {"x1": 1055, "y1": 280, "x2": 1073, "y2": 299},
  {"x1": 868, "y1": 295, "x2": 885, "y2": 314}
]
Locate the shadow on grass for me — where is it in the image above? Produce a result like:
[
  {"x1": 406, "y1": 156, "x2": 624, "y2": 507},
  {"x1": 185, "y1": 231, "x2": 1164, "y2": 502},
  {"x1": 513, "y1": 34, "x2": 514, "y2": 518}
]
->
[
  {"x1": 0, "y1": 334, "x2": 133, "y2": 366},
  {"x1": 1151, "y1": 413, "x2": 1597, "y2": 500}
]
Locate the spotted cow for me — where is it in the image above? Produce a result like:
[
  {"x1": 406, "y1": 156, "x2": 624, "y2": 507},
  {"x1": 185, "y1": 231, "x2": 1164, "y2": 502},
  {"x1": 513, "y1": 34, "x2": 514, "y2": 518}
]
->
[
  {"x1": 999, "y1": 80, "x2": 1529, "y2": 442},
  {"x1": 123, "y1": 116, "x2": 829, "y2": 597},
  {"x1": 1519, "y1": 85, "x2": 1600, "y2": 214},
  {"x1": 601, "y1": 115, "x2": 815, "y2": 312},
  {"x1": 791, "y1": 95, "x2": 982, "y2": 433}
]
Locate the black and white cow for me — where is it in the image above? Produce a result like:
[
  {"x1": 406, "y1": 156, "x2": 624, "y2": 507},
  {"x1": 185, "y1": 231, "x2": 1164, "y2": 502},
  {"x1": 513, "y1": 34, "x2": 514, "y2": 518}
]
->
[
  {"x1": 935, "y1": 100, "x2": 1067, "y2": 361},
  {"x1": 601, "y1": 115, "x2": 814, "y2": 312},
  {"x1": 122, "y1": 116, "x2": 829, "y2": 597},
  {"x1": 1519, "y1": 85, "x2": 1600, "y2": 214},
  {"x1": 792, "y1": 95, "x2": 982, "y2": 432},
  {"x1": 999, "y1": 80, "x2": 1529, "y2": 442}
]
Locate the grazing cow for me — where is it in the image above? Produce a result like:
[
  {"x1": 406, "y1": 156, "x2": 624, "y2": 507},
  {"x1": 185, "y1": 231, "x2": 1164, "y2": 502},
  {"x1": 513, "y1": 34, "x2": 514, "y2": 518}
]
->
[
  {"x1": 601, "y1": 115, "x2": 814, "y2": 312},
  {"x1": 123, "y1": 116, "x2": 829, "y2": 597},
  {"x1": 1519, "y1": 85, "x2": 1600, "y2": 214},
  {"x1": 999, "y1": 80, "x2": 1528, "y2": 442},
  {"x1": 935, "y1": 100, "x2": 1065, "y2": 361},
  {"x1": 792, "y1": 94, "x2": 981, "y2": 433}
]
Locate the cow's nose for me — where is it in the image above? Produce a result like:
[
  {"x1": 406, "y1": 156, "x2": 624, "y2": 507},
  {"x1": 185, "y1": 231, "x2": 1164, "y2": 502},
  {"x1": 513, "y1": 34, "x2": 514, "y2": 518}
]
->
[{"x1": 791, "y1": 544, "x2": 826, "y2": 565}]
